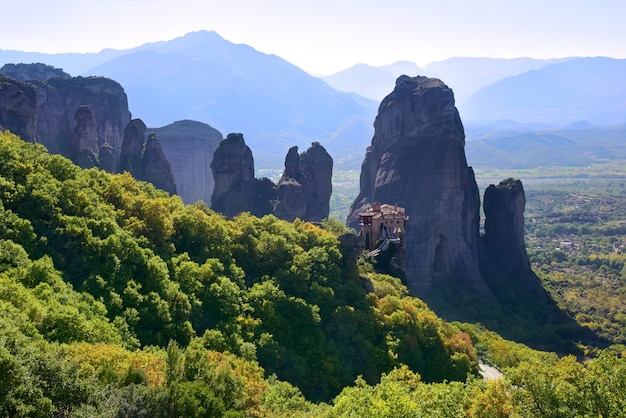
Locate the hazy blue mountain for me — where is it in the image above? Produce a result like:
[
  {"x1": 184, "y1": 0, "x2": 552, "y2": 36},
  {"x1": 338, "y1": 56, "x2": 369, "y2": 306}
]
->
[
  {"x1": 465, "y1": 123, "x2": 626, "y2": 168},
  {"x1": 0, "y1": 48, "x2": 125, "y2": 75},
  {"x1": 421, "y1": 57, "x2": 571, "y2": 104},
  {"x1": 321, "y1": 61, "x2": 420, "y2": 101},
  {"x1": 460, "y1": 57, "x2": 626, "y2": 126},
  {"x1": 82, "y1": 31, "x2": 377, "y2": 167},
  {"x1": 322, "y1": 57, "x2": 567, "y2": 104}
]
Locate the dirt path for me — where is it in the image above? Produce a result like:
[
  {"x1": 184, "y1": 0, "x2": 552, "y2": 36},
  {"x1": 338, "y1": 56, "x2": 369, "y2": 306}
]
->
[{"x1": 479, "y1": 362, "x2": 504, "y2": 381}]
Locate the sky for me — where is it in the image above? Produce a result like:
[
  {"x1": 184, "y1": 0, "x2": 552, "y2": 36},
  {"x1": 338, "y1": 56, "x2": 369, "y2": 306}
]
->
[{"x1": 1, "y1": 0, "x2": 626, "y2": 75}]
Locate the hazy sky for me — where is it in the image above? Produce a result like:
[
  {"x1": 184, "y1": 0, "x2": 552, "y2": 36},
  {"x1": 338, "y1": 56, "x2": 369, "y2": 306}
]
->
[{"x1": 2, "y1": 0, "x2": 625, "y2": 74}]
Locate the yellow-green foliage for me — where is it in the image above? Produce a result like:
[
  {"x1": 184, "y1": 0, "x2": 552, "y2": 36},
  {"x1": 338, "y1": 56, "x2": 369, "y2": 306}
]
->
[
  {"x1": 2, "y1": 129, "x2": 626, "y2": 416},
  {"x1": 0, "y1": 130, "x2": 479, "y2": 412}
]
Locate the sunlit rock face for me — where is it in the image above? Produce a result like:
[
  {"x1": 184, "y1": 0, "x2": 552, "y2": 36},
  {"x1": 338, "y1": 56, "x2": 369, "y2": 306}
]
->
[{"x1": 348, "y1": 75, "x2": 492, "y2": 299}]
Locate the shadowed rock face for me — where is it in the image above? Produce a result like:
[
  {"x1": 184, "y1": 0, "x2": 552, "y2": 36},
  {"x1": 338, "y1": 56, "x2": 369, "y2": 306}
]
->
[
  {"x1": 348, "y1": 75, "x2": 492, "y2": 299},
  {"x1": 70, "y1": 105, "x2": 99, "y2": 168},
  {"x1": 98, "y1": 143, "x2": 117, "y2": 173},
  {"x1": 211, "y1": 136, "x2": 333, "y2": 221},
  {"x1": 0, "y1": 76, "x2": 38, "y2": 143},
  {"x1": 211, "y1": 133, "x2": 269, "y2": 217},
  {"x1": 118, "y1": 120, "x2": 177, "y2": 194},
  {"x1": 0, "y1": 67, "x2": 131, "y2": 157},
  {"x1": 151, "y1": 120, "x2": 222, "y2": 205},
  {"x1": 139, "y1": 133, "x2": 177, "y2": 195},
  {"x1": 274, "y1": 143, "x2": 333, "y2": 222},
  {"x1": 482, "y1": 179, "x2": 548, "y2": 301},
  {"x1": 119, "y1": 119, "x2": 147, "y2": 174}
]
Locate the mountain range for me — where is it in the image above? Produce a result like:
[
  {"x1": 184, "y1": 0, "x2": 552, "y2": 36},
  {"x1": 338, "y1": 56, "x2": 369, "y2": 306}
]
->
[{"x1": 1, "y1": 30, "x2": 626, "y2": 170}]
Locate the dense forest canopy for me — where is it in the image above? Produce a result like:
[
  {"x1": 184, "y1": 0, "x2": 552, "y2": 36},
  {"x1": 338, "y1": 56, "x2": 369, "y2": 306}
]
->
[{"x1": 1, "y1": 131, "x2": 625, "y2": 416}]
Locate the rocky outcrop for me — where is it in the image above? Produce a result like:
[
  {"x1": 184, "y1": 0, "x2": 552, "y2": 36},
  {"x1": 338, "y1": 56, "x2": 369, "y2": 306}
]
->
[
  {"x1": 119, "y1": 119, "x2": 146, "y2": 174},
  {"x1": 0, "y1": 76, "x2": 38, "y2": 143},
  {"x1": 70, "y1": 105, "x2": 99, "y2": 168},
  {"x1": 210, "y1": 135, "x2": 334, "y2": 221},
  {"x1": 139, "y1": 133, "x2": 177, "y2": 195},
  {"x1": 482, "y1": 178, "x2": 548, "y2": 301},
  {"x1": 151, "y1": 120, "x2": 222, "y2": 205},
  {"x1": 0, "y1": 63, "x2": 70, "y2": 81},
  {"x1": 118, "y1": 120, "x2": 177, "y2": 194},
  {"x1": 0, "y1": 66, "x2": 131, "y2": 157},
  {"x1": 274, "y1": 143, "x2": 333, "y2": 222},
  {"x1": 300, "y1": 143, "x2": 333, "y2": 221},
  {"x1": 211, "y1": 133, "x2": 271, "y2": 217},
  {"x1": 98, "y1": 143, "x2": 117, "y2": 173},
  {"x1": 347, "y1": 76, "x2": 491, "y2": 299},
  {"x1": 211, "y1": 134, "x2": 333, "y2": 222}
]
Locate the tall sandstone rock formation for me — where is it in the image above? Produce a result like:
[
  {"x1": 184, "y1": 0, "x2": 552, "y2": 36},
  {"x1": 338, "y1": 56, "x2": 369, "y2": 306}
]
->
[
  {"x1": 139, "y1": 133, "x2": 177, "y2": 195},
  {"x1": 348, "y1": 75, "x2": 549, "y2": 305},
  {"x1": 151, "y1": 120, "x2": 222, "y2": 205},
  {"x1": 0, "y1": 65, "x2": 130, "y2": 159},
  {"x1": 482, "y1": 179, "x2": 549, "y2": 301},
  {"x1": 70, "y1": 105, "x2": 100, "y2": 168},
  {"x1": 119, "y1": 119, "x2": 147, "y2": 174},
  {"x1": 348, "y1": 76, "x2": 492, "y2": 298},
  {"x1": 211, "y1": 135, "x2": 334, "y2": 221},
  {"x1": 118, "y1": 122, "x2": 177, "y2": 195},
  {"x1": 211, "y1": 133, "x2": 272, "y2": 217},
  {"x1": 274, "y1": 143, "x2": 333, "y2": 222}
]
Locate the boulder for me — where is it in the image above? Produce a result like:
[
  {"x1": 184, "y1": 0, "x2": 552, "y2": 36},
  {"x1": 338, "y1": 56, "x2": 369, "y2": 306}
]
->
[{"x1": 347, "y1": 75, "x2": 492, "y2": 299}]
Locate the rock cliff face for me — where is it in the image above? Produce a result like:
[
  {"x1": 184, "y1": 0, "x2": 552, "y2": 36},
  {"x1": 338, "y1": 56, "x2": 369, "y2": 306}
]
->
[
  {"x1": 0, "y1": 63, "x2": 70, "y2": 81},
  {"x1": 0, "y1": 76, "x2": 38, "y2": 143},
  {"x1": 211, "y1": 133, "x2": 270, "y2": 217},
  {"x1": 70, "y1": 105, "x2": 99, "y2": 168},
  {"x1": 98, "y1": 143, "x2": 117, "y2": 173},
  {"x1": 139, "y1": 133, "x2": 177, "y2": 195},
  {"x1": 0, "y1": 66, "x2": 131, "y2": 158},
  {"x1": 482, "y1": 179, "x2": 548, "y2": 301},
  {"x1": 211, "y1": 136, "x2": 333, "y2": 221},
  {"x1": 274, "y1": 143, "x2": 333, "y2": 222},
  {"x1": 348, "y1": 76, "x2": 491, "y2": 298},
  {"x1": 151, "y1": 120, "x2": 222, "y2": 205},
  {"x1": 119, "y1": 119, "x2": 146, "y2": 174},
  {"x1": 118, "y1": 121, "x2": 177, "y2": 195}
]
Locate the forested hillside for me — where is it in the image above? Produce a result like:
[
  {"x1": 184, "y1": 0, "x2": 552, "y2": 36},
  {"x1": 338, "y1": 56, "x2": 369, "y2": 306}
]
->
[{"x1": 1, "y1": 131, "x2": 625, "y2": 416}]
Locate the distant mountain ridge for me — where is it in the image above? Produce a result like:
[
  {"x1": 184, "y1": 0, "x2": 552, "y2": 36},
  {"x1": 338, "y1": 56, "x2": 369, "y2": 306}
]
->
[
  {"x1": 0, "y1": 31, "x2": 378, "y2": 168},
  {"x1": 3, "y1": 32, "x2": 626, "y2": 172},
  {"x1": 89, "y1": 31, "x2": 380, "y2": 168},
  {"x1": 322, "y1": 57, "x2": 571, "y2": 103},
  {"x1": 459, "y1": 57, "x2": 626, "y2": 126}
]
